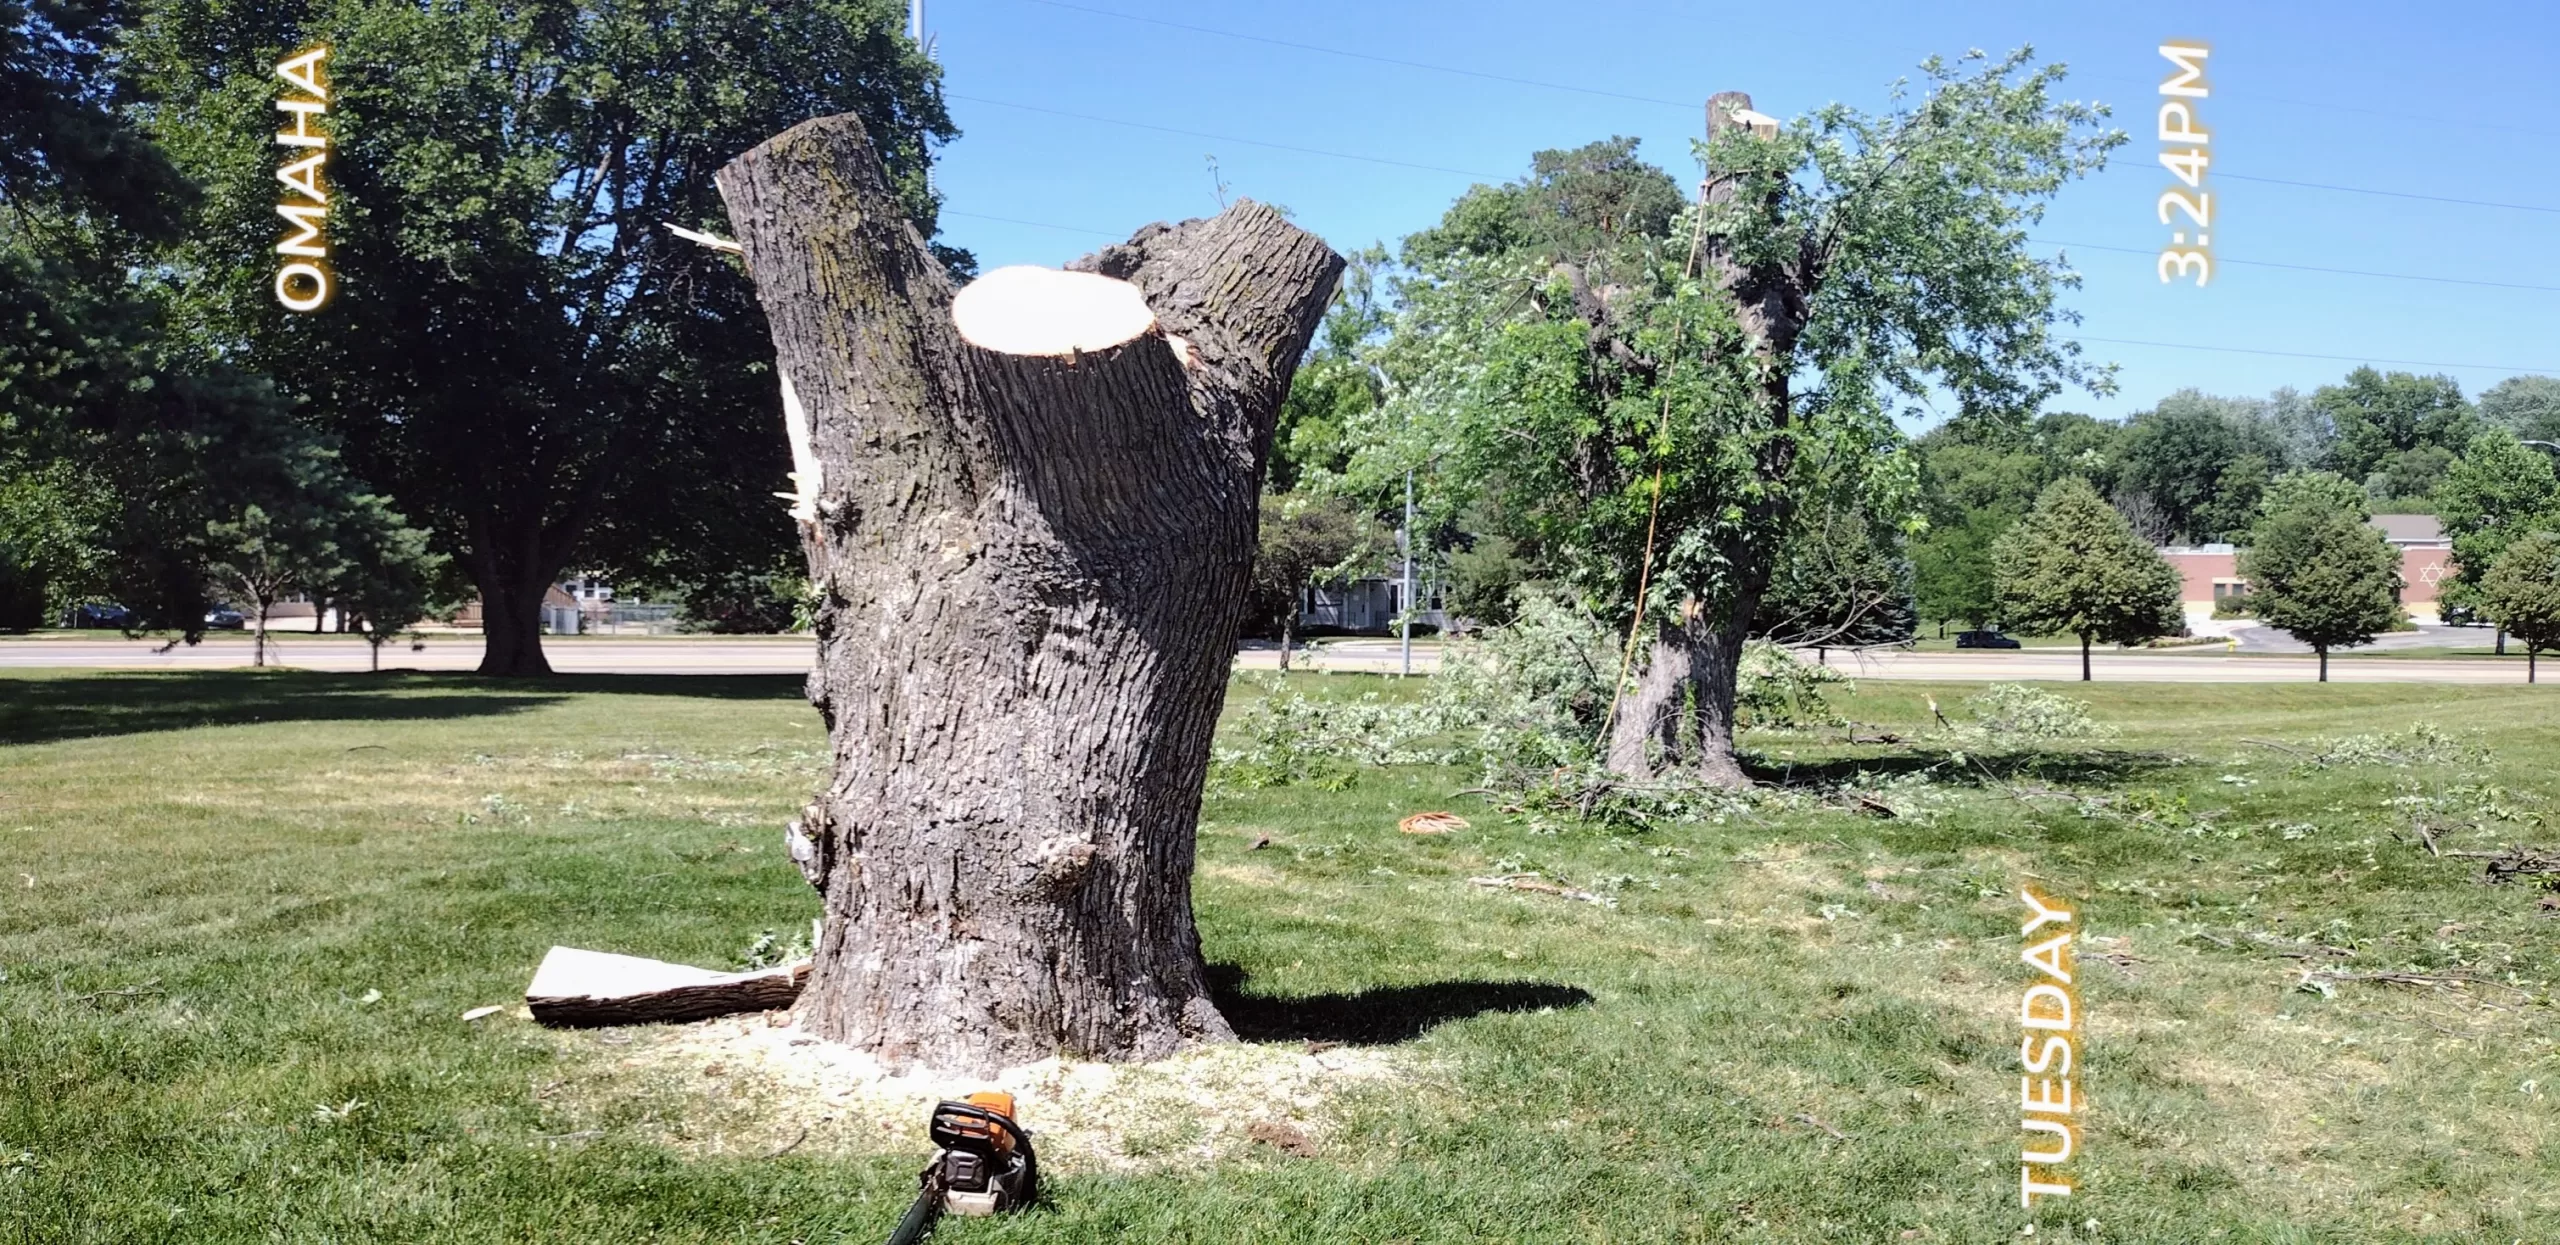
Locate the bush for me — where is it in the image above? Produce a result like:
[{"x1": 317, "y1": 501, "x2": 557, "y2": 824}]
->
[
  {"x1": 1954, "y1": 683, "x2": 2110, "y2": 743},
  {"x1": 2209, "y1": 593, "x2": 2255, "y2": 619}
]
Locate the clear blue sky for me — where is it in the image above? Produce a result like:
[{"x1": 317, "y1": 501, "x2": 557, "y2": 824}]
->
[{"x1": 919, "y1": 0, "x2": 2560, "y2": 423}]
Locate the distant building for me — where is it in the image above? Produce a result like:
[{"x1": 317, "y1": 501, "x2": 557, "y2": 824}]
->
[
  {"x1": 1297, "y1": 576, "x2": 1448, "y2": 634},
  {"x1": 2161, "y1": 514, "x2": 2454, "y2": 622}
]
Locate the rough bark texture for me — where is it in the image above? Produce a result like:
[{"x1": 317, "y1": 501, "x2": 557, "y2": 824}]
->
[{"x1": 718, "y1": 114, "x2": 1341, "y2": 1075}]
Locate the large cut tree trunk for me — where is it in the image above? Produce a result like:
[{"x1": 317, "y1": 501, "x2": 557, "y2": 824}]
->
[{"x1": 719, "y1": 114, "x2": 1341, "y2": 1074}]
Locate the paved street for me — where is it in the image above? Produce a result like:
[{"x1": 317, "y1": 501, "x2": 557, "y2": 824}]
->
[
  {"x1": 0, "y1": 634, "x2": 818, "y2": 675},
  {"x1": 0, "y1": 632, "x2": 2545, "y2": 684}
]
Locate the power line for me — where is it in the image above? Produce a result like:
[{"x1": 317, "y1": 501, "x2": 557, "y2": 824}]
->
[
  {"x1": 926, "y1": 212, "x2": 2560, "y2": 376},
  {"x1": 947, "y1": 93, "x2": 1507, "y2": 180},
  {"x1": 2063, "y1": 334, "x2": 2559, "y2": 376},
  {"x1": 1005, "y1": 0, "x2": 1698, "y2": 112},
  {"x1": 2034, "y1": 238, "x2": 2560, "y2": 295},
  {"x1": 2103, "y1": 160, "x2": 2560, "y2": 216}
]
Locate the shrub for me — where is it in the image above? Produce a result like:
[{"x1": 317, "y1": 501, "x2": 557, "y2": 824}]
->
[{"x1": 1956, "y1": 683, "x2": 2110, "y2": 742}]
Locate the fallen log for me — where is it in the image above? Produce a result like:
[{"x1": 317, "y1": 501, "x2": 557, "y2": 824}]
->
[{"x1": 525, "y1": 946, "x2": 808, "y2": 1027}]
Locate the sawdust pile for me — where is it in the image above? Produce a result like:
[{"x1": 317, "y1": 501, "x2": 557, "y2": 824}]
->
[{"x1": 564, "y1": 1013, "x2": 1415, "y2": 1173}]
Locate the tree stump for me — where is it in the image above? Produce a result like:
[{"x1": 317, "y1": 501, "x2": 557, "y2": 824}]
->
[{"x1": 717, "y1": 114, "x2": 1342, "y2": 1074}]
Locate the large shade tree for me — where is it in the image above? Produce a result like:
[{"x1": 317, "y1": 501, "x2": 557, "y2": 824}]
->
[
  {"x1": 1344, "y1": 51, "x2": 2121, "y2": 784},
  {"x1": 130, "y1": 0, "x2": 960, "y2": 673}
]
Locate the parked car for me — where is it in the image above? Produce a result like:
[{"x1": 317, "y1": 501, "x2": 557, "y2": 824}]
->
[
  {"x1": 205, "y1": 605, "x2": 246, "y2": 630},
  {"x1": 66, "y1": 603, "x2": 133, "y2": 629},
  {"x1": 1954, "y1": 629, "x2": 2022, "y2": 649}
]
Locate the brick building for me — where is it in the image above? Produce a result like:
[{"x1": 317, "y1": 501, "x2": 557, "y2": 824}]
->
[{"x1": 2160, "y1": 514, "x2": 2454, "y2": 623}]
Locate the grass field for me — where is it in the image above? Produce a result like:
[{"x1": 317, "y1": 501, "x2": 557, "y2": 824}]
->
[{"x1": 4, "y1": 670, "x2": 2558, "y2": 1242}]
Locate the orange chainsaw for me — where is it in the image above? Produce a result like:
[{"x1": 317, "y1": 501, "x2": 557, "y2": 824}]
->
[{"x1": 883, "y1": 1092, "x2": 1038, "y2": 1243}]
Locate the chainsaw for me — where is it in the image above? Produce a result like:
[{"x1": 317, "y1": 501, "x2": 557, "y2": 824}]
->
[{"x1": 883, "y1": 1092, "x2": 1039, "y2": 1244}]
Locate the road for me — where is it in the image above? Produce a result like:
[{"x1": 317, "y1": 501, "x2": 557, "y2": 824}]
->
[{"x1": 0, "y1": 633, "x2": 2542, "y2": 684}]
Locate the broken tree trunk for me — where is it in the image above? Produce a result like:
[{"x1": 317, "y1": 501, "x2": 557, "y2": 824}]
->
[
  {"x1": 1606, "y1": 93, "x2": 1802, "y2": 790},
  {"x1": 718, "y1": 114, "x2": 1341, "y2": 1075}
]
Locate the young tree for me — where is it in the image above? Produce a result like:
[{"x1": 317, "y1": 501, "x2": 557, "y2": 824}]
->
[
  {"x1": 1356, "y1": 53, "x2": 2120, "y2": 785},
  {"x1": 1251, "y1": 492, "x2": 1375, "y2": 670},
  {"x1": 720, "y1": 116, "x2": 1341, "y2": 1072},
  {"x1": 1993, "y1": 477, "x2": 2183, "y2": 680},
  {"x1": 327, "y1": 494, "x2": 449, "y2": 671},
  {"x1": 2238, "y1": 472, "x2": 2401, "y2": 681},
  {"x1": 2479, "y1": 532, "x2": 2560, "y2": 683},
  {"x1": 133, "y1": 0, "x2": 961, "y2": 675},
  {"x1": 203, "y1": 503, "x2": 342, "y2": 668},
  {"x1": 2434, "y1": 429, "x2": 2560, "y2": 633}
]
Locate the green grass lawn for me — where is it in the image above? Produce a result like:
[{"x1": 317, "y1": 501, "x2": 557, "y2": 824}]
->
[{"x1": 5, "y1": 670, "x2": 2557, "y2": 1242}]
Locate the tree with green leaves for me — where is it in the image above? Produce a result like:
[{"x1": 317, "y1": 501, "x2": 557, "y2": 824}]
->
[
  {"x1": 203, "y1": 502, "x2": 340, "y2": 667},
  {"x1": 131, "y1": 0, "x2": 959, "y2": 675},
  {"x1": 2117, "y1": 391, "x2": 2287, "y2": 543},
  {"x1": 1755, "y1": 499, "x2": 1916, "y2": 650},
  {"x1": 326, "y1": 493, "x2": 450, "y2": 670},
  {"x1": 2238, "y1": 471, "x2": 2401, "y2": 681},
  {"x1": 0, "y1": 0, "x2": 317, "y2": 634},
  {"x1": 1272, "y1": 246, "x2": 1388, "y2": 492},
  {"x1": 2434, "y1": 429, "x2": 2560, "y2": 633},
  {"x1": 2479, "y1": 532, "x2": 2560, "y2": 683},
  {"x1": 1251, "y1": 492, "x2": 1377, "y2": 670},
  {"x1": 1994, "y1": 477, "x2": 2183, "y2": 680},
  {"x1": 2313, "y1": 368, "x2": 2476, "y2": 501},
  {"x1": 2478, "y1": 375, "x2": 2560, "y2": 445},
  {"x1": 1348, "y1": 52, "x2": 2119, "y2": 785}
]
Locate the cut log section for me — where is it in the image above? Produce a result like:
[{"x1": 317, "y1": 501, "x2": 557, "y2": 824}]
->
[
  {"x1": 950, "y1": 265, "x2": 1157, "y2": 356},
  {"x1": 524, "y1": 945, "x2": 809, "y2": 1027}
]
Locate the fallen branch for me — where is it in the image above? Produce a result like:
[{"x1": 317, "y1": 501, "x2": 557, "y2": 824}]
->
[
  {"x1": 1467, "y1": 872, "x2": 1616, "y2": 908},
  {"x1": 762, "y1": 1125, "x2": 811, "y2": 1159},
  {"x1": 71, "y1": 978, "x2": 163, "y2": 1005},
  {"x1": 1792, "y1": 1112, "x2": 1849, "y2": 1140}
]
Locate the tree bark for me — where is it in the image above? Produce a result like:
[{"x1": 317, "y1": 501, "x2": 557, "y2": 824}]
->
[
  {"x1": 1607, "y1": 621, "x2": 1696, "y2": 778},
  {"x1": 719, "y1": 114, "x2": 1341, "y2": 1074},
  {"x1": 2080, "y1": 634, "x2": 2092, "y2": 682},
  {"x1": 2530, "y1": 649, "x2": 2537, "y2": 684},
  {"x1": 476, "y1": 582, "x2": 552, "y2": 676},
  {"x1": 2318, "y1": 647, "x2": 2329, "y2": 682}
]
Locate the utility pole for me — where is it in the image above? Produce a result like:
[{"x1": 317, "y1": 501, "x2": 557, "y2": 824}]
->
[{"x1": 1400, "y1": 470, "x2": 1414, "y2": 676}]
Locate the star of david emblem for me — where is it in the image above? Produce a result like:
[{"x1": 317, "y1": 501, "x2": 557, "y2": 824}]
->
[{"x1": 2419, "y1": 562, "x2": 2447, "y2": 586}]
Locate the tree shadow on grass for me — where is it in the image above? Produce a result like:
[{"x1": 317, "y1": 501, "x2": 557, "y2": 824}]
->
[
  {"x1": 1207, "y1": 963, "x2": 1594, "y2": 1046},
  {"x1": 1746, "y1": 747, "x2": 2185, "y2": 792},
  {"x1": 0, "y1": 671, "x2": 567, "y2": 747},
  {"x1": 0, "y1": 671, "x2": 814, "y2": 746}
]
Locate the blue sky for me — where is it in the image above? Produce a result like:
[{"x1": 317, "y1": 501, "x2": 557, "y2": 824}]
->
[{"x1": 919, "y1": 0, "x2": 2560, "y2": 423}]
